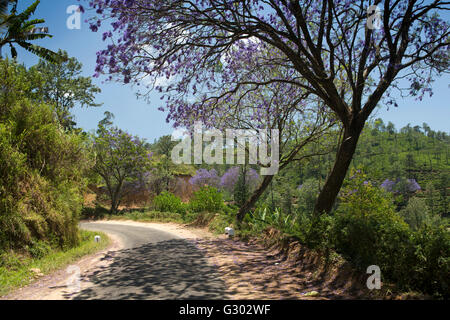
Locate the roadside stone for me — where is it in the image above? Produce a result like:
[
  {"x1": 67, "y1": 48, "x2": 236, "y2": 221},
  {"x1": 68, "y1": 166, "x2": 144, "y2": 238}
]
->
[
  {"x1": 303, "y1": 291, "x2": 320, "y2": 297},
  {"x1": 29, "y1": 268, "x2": 44, "y2": 278}
]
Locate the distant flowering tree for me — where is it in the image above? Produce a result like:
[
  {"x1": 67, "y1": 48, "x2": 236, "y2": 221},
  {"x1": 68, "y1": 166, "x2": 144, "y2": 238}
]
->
[
  {"x1": 220, "y1": 166, "x2": 260, "y2": 194},
  {"x1": 189, "y1": 168, "x2": 221, "y2": 189},
  {"x1": 88, "y1": 0, "x2": 449, "y2": 217},
  {"x1": 220, "y1": 167, "x2": 240, "y2": 193},
  {"x1": 380, "y1": 179, "x2": 397, "y2": 192},
  {"x1": 93, "y1": 119, "x2": 152, "y2": 213},
  {"x1": 380, "y1": 178, "x2": 421, "y2": 193}
]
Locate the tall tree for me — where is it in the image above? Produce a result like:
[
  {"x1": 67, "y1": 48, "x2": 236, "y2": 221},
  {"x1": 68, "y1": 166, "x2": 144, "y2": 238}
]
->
[
  {"x1": 88, "y1": 0, "x2": 449, "y2": 215},
  {"x1": 31, "y1": 50, "x2": 102, "y2": 129},
  {"x1": 93, "y1": 116, "x2": 152, "y2": 213}
]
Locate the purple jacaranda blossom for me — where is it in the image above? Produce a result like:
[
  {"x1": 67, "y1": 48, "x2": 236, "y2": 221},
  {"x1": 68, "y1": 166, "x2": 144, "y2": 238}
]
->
[
  {"x1": 189, "y1": 169, "x2": 221, "y2": 188},
  {"x1": 380, "y1": 179, "x2": 396, "y2": 192},
  {"x1": 380, "y1": 178, "x2": 421, "y2": 193},
  {"x1": 220, "y1": 167, "x2": 260, "y2": 193}
]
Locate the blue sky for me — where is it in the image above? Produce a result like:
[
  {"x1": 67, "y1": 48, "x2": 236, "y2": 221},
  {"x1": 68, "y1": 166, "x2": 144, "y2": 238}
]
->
[{"x1": 11, "y1": 0, "x2": 450, "y2": 142}]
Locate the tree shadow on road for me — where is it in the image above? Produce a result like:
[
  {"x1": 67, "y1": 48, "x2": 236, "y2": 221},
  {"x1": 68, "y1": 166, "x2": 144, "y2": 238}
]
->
[{"x1": 70, "y1": 239, "x2": 228, "y2": 300}]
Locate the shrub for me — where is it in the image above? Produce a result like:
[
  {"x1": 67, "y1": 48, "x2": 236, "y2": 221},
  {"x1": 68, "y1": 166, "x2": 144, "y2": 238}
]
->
[
  {"x1": 189, "y1": 186, "x2": 223, "y2": 213},
  {"x1": 26, "y1": 240, "x2": 52, "y2": 259},
  {"x1": 400, "y1": 197, "x2": 442, "y2": 230},
  {"x1": 408, "y1": 225, "x2": 450, "y2": 298},
  {"x1": 332, "y1": 170, "x2": 412, "y2": 282},
  {"x1": 0, "y1": 100, "x2": 91, "y2": 253},
  {"x1": 248, "y1": 204, "x2": 299, "y2": 236},
  {"x1": 152, "y1": 191, "x2": 186, "y2": 215},
  {"x1": 295, "y1": 178, "x2": 320, "y2": 215}
]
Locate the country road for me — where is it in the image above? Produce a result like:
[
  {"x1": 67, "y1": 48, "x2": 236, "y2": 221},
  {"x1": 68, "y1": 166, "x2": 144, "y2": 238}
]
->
[
  {"x1": 3, "y1": 221, "x2": 362, "y2": 300},
  {"x1": 72, "y1": 222, "x2": 228, "y2": 299},
  {"x1": 2, "y1": 221, "x2": 229, "y2": 300}
]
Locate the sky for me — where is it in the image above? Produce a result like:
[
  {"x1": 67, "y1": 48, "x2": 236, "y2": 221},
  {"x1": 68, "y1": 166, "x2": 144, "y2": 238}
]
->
[{"x1": 10, "y1": 0, "x2": 450, "y2": 143}]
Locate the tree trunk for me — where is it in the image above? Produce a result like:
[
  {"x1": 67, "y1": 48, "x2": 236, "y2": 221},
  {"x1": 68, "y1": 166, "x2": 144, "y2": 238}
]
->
[
  {"x1": 236, "y1": 174, "x2": 274, "y2": 222},
  {"x1": 314, "y1": 121, "x2": 364, "y2": 215},
  {"x1": 109, "y1": 181, "x2": 123, "y2": 214}
]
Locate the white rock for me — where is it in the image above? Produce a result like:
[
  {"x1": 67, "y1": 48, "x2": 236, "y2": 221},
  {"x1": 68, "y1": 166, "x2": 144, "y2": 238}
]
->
[{"x1": 224, "y1": 227, "x2": 235, "y2": 236}]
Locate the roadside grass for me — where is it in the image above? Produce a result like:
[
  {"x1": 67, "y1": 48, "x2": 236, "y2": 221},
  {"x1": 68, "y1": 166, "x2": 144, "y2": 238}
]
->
[
  {"x1": 0, "y1": 230, "x2": 110, "y2": 297},
  {"x1": 105, "y1": 210, "x2": 185, "y2": 223}
]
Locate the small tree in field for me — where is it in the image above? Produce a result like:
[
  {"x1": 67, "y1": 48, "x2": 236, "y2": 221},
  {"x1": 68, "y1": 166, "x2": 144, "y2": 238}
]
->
[{"x1": 93, "y1": 117, "x2": 152, "y2": 213}]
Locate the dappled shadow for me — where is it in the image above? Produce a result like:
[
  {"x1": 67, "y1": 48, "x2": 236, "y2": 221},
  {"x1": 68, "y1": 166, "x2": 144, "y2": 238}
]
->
[
  {"x1": 192, "y1": 238, "x2": 366, "y2": 300},
  {"x1": 71, "y1": 239, "x2": 228, "y2": 300}
]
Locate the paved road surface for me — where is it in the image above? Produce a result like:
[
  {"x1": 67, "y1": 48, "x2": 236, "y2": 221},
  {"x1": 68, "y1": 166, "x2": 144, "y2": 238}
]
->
[{"x1": 74, "y1": 222, "x2": 227, "y2": 300}]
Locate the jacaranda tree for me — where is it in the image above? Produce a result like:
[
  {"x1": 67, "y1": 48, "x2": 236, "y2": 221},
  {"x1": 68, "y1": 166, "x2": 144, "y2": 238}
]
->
[{"x1": 88, "y1": 0, "x2": 450, "y2": 215}]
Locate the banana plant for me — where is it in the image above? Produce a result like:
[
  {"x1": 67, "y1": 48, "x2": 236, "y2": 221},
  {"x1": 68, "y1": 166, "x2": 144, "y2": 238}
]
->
[{"x1": 0, "y1": 0, "x2": 62, "y2": 62}]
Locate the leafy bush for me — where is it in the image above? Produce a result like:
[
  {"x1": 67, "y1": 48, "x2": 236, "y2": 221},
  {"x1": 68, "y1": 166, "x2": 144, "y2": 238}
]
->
[
  {"x1": 189, "y1": 186, "x2": 223, "y2": 213},
  {"x1": 0, "y1": 59, "x2": 92, "y2": 254},
  {"x1": 81, "y1": 205, "x2": 110, "y2": 219},
  {"x1": 152, "y1": 191, "x2": 186, "y2": 215},
  {"x1": 400, "y1": 197, "x2": 442, "y2": 230},
  {"x1": 26, "y1": 240, "x2": 52, "y2": 259},
  {"x1": 408, "y1": 225, "x2": 450, "y2": 298},
  {"x1": 333, "y1": 170, "x2": 450, "y2": 297},
  {"x1": 295, "y1": 178, "x2": 320, "y2": 215},
  {"x1": 333, "y1": 171, "x2": 411, "y2": 281}
]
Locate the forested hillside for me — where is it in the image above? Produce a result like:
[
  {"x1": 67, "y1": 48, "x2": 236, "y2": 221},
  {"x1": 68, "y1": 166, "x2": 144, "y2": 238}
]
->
[{"x1": 272, "y1": 119, "x2": 449, "y2": 217}]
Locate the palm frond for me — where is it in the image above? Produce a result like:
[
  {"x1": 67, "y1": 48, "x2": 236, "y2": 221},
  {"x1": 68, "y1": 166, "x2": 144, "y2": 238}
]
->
[
  {"x1": 0, "y1": 0, "x2": 10, "y2": 15},
  {"x1": 16, "y1": 41, "x2": 62, "y2": 63}
]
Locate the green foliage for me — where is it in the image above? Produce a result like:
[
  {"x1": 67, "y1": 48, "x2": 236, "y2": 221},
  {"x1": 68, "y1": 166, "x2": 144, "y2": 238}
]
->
[
  {"x1": 81, "y1": 204, "x2": 110, "y2": 220},
  {"x1": 233, "y1": 168, "x2": 248, "y2": 207},
  {"x1": 333, "y1": 170, "x2": 411, "y2": 280},
  {"x1": 30, "y1": 50, "x2": 101, "y2": 129},
  {"x1": 93, "y1": 117, "x2": 152, "y2": 213},
  {"x1": 0, "y1": 58, "x2": 43, "y2": 116},
  {"x1": 331, "y1": 170, "x2": 450, "y2": 297},
  {"x1": 400, "y1": 197, "x2": 442, "y2": 230},
  {"x1": 295, "y1": 178, "x2": 320, "y2": 215},
  {"x1": 246, "y1": 169, "x2": 449, "y2": 296},
  {"x1": 0, "y1": 104, "x2": 89, "y2": 251},
  {"x1": 152, "y1": 191, "x2": 186, "y2": 215},
  {"x1": 0, "y1": 58, "x2": 91, "y2": 255},
  {"x1": 249, "y1": 205, "x2": 297, "y2": 234},
  {"x1": 189, "y1": 186, "x2": 223, "y2": 213},
  {"x1": 408, "y1": 226, "x2": 450, "y2": 297},
  {"x1": 26, "y1": 240, "x2": 51, "y2": 259}
]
